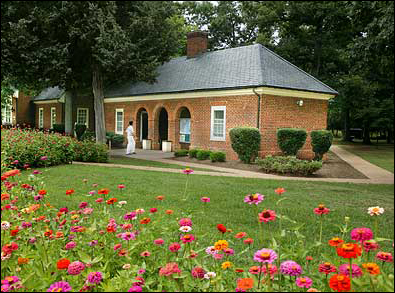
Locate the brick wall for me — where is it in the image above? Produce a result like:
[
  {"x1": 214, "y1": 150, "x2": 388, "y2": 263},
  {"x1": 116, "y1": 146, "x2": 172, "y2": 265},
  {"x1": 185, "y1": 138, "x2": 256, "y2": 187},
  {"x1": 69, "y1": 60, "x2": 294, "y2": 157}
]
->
[
  {"x1": 72, "y1": 95, "x2": 95, "y2": 132},
  {"x1": 104, "y1": 94, "x2": 328, "y2": 160},
  {"x1": 16, "y1": 91, "x2": 34, "y2": 126},
  {"x1": 187, "y1": 31, "x2": 208, "y2": 58},
  {"x1": 34, "y1": 103, "x2": 64, "y2": 129}
]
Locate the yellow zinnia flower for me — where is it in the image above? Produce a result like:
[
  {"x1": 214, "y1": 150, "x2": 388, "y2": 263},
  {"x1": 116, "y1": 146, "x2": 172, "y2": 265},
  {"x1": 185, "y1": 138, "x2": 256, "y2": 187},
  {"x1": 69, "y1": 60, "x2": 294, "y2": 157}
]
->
[
  {"x1": 221, "y1": 261, "x2": 233, "y2": 270},
  {"x1": 214, "y1": 240, "x2": 229, "y2": 251}
]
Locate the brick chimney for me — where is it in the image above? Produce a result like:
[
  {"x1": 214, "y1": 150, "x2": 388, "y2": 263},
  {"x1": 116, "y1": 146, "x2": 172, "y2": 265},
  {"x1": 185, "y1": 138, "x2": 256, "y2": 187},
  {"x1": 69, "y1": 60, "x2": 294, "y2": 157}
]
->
[{"x1": 187, "y1": 31, "x2": 208, "y2": 58}]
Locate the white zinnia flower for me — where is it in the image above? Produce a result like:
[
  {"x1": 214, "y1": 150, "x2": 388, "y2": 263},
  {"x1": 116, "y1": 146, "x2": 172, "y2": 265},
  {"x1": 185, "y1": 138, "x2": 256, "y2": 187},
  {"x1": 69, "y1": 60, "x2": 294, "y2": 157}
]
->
[
  {"x1": 179, "y1": 226, "x2": 192, "y2": 233},
  {"x1": 118, "y1": 201, "x2": 127, "y2": 206},
  {"x1": 1, "y1": 221, "x2": 10, "y2": 230},
  {"x1": 368, "y1": 206, "x2": 384, "y2": 216},
  {"x1": 204, "y1": 272, "x2": 216, "y2": 279}
]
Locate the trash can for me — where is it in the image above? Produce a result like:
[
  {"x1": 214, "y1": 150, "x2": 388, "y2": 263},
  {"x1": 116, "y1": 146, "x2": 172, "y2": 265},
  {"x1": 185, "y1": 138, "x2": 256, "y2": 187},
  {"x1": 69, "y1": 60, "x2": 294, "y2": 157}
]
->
[
  {"x1": 142, "y1": 139, "x2": 152, "y2": 150},
  {"x1": 162, "y1": 141, "x2": 172, "y2": 152}
]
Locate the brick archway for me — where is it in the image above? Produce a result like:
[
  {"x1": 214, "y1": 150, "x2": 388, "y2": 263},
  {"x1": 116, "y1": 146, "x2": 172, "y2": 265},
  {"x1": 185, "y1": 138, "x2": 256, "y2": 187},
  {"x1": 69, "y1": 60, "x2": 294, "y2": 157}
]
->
[
  {"x1": 152, "y1": 104, "x2": 169, "y2": 150},
  {"x1": 135, "y1": 107, "x2": 149, "y2": 148}
]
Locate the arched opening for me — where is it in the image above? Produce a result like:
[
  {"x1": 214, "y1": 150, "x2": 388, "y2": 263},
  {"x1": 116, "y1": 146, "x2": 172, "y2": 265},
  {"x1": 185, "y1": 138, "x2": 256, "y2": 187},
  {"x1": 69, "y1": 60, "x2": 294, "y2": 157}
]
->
[
  {"x1": 158, "y1": 107, "x2": 168, "y2": 149},
  {"x1": 179, "y1": 107, "x2": 191, "y2": 149},
  {"x1": 136, "y1": 108, "x2": 148, "y2": 147}
]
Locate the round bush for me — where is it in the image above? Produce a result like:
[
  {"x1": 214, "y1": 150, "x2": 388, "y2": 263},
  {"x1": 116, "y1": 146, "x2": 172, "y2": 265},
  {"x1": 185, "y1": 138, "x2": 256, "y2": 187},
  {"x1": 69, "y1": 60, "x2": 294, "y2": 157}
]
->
[
  {"x1": 229, "y1": 127, "x2": 261, "y2": 163},
  {"x1": 196, "y1": 150, "x2": 211, "y2": 160},
  {"x1": 311, "y1": 130, "x2": 333, "y2": 160},
  {"x1": 175, "y1": 149, "x2": 189, "y2": 157},
  {"x1": 276, "y1": 128, "x2": 307, "y2": 156},
  {"x1": 188, "y1": 149, "x2": 200, "y2": 158},
  {"x1": 210, "y1": 151, "x2": 226, "y2": 162}
]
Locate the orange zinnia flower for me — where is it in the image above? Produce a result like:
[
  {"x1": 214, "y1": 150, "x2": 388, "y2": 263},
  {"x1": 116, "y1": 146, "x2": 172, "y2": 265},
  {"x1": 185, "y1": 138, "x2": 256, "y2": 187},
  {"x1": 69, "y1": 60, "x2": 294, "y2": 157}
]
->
[
  {"x1": 98, "y1": 189, "x2": 110, "y2": 195},
  {"x1": 140, "y1": 218, "x2": 151, "y2": 224},
  {"x1": 329, "y1": 237, "x2": 344, "y2": 247},
  {"x1": 329, "y1": 274, "x2": 351, "y2": 292},
  {"x1": 2, "y1": 169, "x2": 21, "y2": 178},
  {"x1": 1, "y1": 193, "x2": 10, "y2": 201},
  {"x1": 362, "y1": 263, "x2": 380, "y2": 275},
  {"x1": 55, "y1": 231, "x2": 64, "y2": 238},
  {"x1": 65, "y1": 189, "x2": 75, "y2": 195},
  {"x1": 106, "y1": 198, "x2": 117, "y2": 205},
  {"x1": 44, "y1": 230, "x2": 53, "y2": 237},
  {"x1": 237, "y1": 278, "x2": 254, "y2": 290},
  {"x1": 18, "y1": 257, "x2": 29, "y2": 265},
  {"x1": 165, "y1": 210, "x2": 173, "y2": 215},
  {"x1": 156, "y1": 196, "x2": 164, "y2": 200},
  {"x1": 337, "y1": 243, "x2": 362, "y2": 259}
]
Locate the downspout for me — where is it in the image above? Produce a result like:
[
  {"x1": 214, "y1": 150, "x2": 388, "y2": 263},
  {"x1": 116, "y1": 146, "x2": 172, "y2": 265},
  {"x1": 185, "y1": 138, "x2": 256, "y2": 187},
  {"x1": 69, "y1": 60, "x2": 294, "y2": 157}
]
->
[{"x1": 252, "y1": 88, "x2": 261, "y2": 129}]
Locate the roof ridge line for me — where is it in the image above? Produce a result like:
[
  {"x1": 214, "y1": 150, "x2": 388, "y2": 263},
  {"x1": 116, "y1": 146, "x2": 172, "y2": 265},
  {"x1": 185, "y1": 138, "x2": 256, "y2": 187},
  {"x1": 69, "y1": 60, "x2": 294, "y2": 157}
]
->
[{"x1": 258, "y1": 44, "x2": 338, "y2": 94}]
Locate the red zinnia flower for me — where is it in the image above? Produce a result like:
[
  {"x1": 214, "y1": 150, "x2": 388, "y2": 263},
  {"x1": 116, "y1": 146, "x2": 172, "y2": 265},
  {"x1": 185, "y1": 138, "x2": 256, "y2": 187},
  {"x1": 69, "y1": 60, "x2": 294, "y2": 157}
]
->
[
  {"x1": 140, "y1": 218, "x2": 151, "y2": 224},
  {"x1": 337, "y1": 243, "x2": 362, "y2": 259},
  {"x1": 314, "y1": 204, "x2": 330, "y2": 215},
  {"x1": 106, "y1": 198, "x2": 117, "y2": 205},
  {"x1": 57, "y1": 258, "x2": 71, "y2": 270},
  {"x1": 65, "y1": 189, "x2": 75, "y2": 196},
  {"x1": 38, "y1": 190, "x2": 47, "y2": 195},
  {"x1": 329, "y1": 237, "x2": 344, "y2": 247},
  {"x1": 98, "y1": 189, "x2": 109, "y2": 195},
  {"x1": 10, "y1": 229, "x2": 19, "y2": 236},
  {"x1": 329, "y1": 274, "x2": 351, "y2": 292},
  {"x1": 319, "y1": 262, "x2": 337, "y2": 274},
  {"x1": 217, "y1": 224, "x2": 227, "y2": 234}
]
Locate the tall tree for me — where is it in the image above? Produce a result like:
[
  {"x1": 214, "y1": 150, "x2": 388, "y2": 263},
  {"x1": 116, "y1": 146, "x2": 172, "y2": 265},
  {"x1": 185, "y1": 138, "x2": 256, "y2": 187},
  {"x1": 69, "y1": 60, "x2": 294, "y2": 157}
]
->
[{"x1": 2, "y1": 1, "x2": 184, "y2": 143}]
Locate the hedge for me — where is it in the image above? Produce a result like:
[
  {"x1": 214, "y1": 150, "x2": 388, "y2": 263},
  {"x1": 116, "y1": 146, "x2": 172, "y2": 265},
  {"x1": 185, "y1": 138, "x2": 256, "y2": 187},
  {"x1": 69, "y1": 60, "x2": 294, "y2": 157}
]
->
[
  {"x1": 257, "y1": 155, "x2": 322, "y2": 176},
  {"x1": 188, "y1": 149, "x2": 200, "y2": 158},
  {"x1": 276, "y1": 128, "x2": 307, "y2": 156},
  {"x1": 229, "y1": 127, "x2": 261, "y2": 163},
  {"x1": 210, "y1": 151, "x2": 226, "y2": 162},
  {"x1": 174, "y1": 149, "x2": 189, "y2": 157},
  {"x1": 196, "y1": 150, "x2": 211, "y2": 160}
]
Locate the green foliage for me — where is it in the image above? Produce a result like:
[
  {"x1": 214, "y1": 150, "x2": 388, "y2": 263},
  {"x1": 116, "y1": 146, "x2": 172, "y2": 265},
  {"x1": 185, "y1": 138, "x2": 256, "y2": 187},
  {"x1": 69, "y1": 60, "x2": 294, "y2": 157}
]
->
[
  {"x1": 210, "y1": 151, "x2": 226, "y2": 162},
  {"x1": 75, "y1": 124, "x2": 87, "y2": 141},
  {"x1": 196, "y1": 150, "x2": 211, "y2": 160},
  {"x1": 73, "y1": 140, "x2": 109, "y2": 163},
  {"x1": 81, "y1": 130, "x2": 96, "y2": 141},
  {"x1": 276, "y1": 128, "x2": 307, "y2": 156},
  {"x1": 106, "y1": 131, "x2": 124, "y2": 146},
  {"x1": 257, "y1": 155, "x2": 323, "y2": 176},
  {"x1": 188, "y1": 149, "x2": 200, "y2": 158},
  {"x1": 174, "y1": 149, "x2": 189, "y2": 157},
  {"x1": 311, "y1": 130, "x2": 334, "y2": 161},
  {"x1": 52, "y1": 124, "x2": 65, "y2": 133},
  {"x1": 229, "y1": 127, "x2": 261, "y2": 163}
]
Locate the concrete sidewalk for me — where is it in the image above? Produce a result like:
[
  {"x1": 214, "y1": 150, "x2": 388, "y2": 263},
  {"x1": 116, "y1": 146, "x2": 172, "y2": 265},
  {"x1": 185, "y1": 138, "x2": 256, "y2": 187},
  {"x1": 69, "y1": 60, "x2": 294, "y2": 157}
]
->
[{"x1": 75, "y1": 146, "x2": 394, "y2": 184}]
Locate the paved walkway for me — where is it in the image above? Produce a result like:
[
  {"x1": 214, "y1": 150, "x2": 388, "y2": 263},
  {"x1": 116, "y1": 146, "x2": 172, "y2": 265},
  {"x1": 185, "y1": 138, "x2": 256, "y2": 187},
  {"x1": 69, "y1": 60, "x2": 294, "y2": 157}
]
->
[{"x1": 75, "y1": 146, "x2": 393, "y2": 185}]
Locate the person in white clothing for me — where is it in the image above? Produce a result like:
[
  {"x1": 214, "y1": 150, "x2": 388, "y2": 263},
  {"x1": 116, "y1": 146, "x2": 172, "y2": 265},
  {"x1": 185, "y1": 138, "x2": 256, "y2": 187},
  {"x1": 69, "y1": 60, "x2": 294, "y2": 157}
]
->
[{"x1": 125, "y1": 121, "x2": 136, "y2": 155}]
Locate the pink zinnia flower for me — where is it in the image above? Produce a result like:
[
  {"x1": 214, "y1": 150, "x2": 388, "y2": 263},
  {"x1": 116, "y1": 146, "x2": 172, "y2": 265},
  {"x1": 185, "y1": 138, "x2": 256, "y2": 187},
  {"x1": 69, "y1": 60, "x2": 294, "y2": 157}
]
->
[
  {"x1": 280, "y1": 261, "x2": 302, "y2": 276},
  {"x1": 213, "y1": 253, "x2": 224, "y2": 260},
  {"x1": 262, "y1": 264, "x2": 278, "y2": 277},
  {"x1": 169, "y1": 242, "x2": 181, "y2": 252},
  {"x1": 339, "y1": 264, "x2": 363, "y2": 278},
  {"x1": 154, "y1": 238, "x2": 164, "y2": 246},
  {"x1": 258, "y1": 209, "x2": 276, "y2": 223},
  {"x1": 244, "y1": 193, "x2": 264, "y2": 205},
  {"x1": 200, "y1": 197, "x2": 211, "y2": 202},
  {"x1": 121, "y1": 232, "x2": 136, "y2": 241},
  {"x1": 113, "y1": 244, "x2": 122, "y2": 251},
  {"x1": 124, "y1": 212, "x2": 137, "y2": 220},
  {"x1": 159, "y1": 262, "x2": 182, "y2": 276},
  {"x1": 182, "y1": 168, "x2": 194, "y2": 175},
  {"x1": 150, "y1": 208, "x2": 158, "y2": 213},
  {"x1": 128, "y1": 286, "x2": 142, "y2": 292},
  {"x1": 363, "y1": 240, "x2": 379, "y2": 252},
  {"x1": 87, "y1": 272, "x2": 103, "y2": 284},
  {"x1": 318, "y1": 262, "x2": 337, "y2": 274},
  {"x1": 67, "y1": 261, "x2": 85, "y2": 275},
  {"x1": 296, "y1": 277, "x2": 313, "y2": 288},
  {"x1": 180, "y1": 234, "x2": 195, "y2": 243},
  {"x1": 224, "y1": 248, "x2": 235, "y2": 255},
  {"x1": 253, "y1": 249, "x2": 277, "y2": 263},
  {"x1": 79, "y1": 202, "x2": 88, "y2": 209},
  {"x1": 64, "y1": 241, "x2": 76, "y2": 250},
  {"x1": 351, "y1": 227, "x2": 373, "y2": 242},
  {"x1": 47, "y1": 281, "x2": 72, "y2": 292},
  {"x1": 95, "y1": 198, "x2": 104, "y2": 203},
  {"x1": 140, "y1": 251, "x2": 150, "y2": 257},
  {"x1": 118, "y1": 184, "x2": 125, "y2": 189},
  {"x1": 376, "y1": 252, "x2": 393, "y2": 263},
  {"x1": 179, "y1": 218, "x2": 192, "y2": 227}
]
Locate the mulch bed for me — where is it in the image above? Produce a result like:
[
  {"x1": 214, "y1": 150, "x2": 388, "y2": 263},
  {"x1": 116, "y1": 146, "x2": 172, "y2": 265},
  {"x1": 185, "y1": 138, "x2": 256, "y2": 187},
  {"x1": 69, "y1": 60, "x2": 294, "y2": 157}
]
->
[{"x1": 170, "y1": 151, "x2": 368, "y2": 179}]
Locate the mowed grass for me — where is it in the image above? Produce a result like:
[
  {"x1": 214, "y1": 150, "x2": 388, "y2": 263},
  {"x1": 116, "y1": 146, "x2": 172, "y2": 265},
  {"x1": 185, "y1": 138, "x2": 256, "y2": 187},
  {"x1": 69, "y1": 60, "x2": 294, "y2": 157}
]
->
[
  {"x1": 108, "y1": 156, "x2": 216, "y2": 172},
  {"x1": 334, "y1": 139, "x2": 394, "y2": 173},
  {"x1": 19, "y1": 164, "x2": 394, "y2": 256}
]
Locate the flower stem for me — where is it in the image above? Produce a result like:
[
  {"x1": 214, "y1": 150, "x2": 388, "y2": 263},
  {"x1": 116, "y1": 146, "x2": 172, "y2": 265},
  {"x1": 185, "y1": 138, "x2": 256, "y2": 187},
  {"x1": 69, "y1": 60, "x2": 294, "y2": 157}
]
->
[{"x1": 349, "y1": 258, "x2": 353, "y2": 289}]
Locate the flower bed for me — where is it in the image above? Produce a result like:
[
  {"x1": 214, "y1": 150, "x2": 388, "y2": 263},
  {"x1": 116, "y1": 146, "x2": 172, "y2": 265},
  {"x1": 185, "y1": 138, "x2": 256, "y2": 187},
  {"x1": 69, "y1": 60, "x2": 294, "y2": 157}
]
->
[
  {"x1": 1, "y1": 168, "x2": 393, "y2": 292},
  {"x1": 1, "y1": 128, "x2": 108, "y2": 171}
]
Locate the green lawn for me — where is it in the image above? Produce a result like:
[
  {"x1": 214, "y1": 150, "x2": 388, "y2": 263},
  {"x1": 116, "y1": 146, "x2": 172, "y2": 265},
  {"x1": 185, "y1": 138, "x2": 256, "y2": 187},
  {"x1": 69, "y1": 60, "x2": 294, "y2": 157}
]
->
[
  {"x1": 20, "y1": 164, "x2": 394, "y2": 255},
  {"x1": 334, "y1": 139, "x2": 394, "y2": 173},
  {"x1": 108, "y1": 156, "x2": 217, "y2": 172}
]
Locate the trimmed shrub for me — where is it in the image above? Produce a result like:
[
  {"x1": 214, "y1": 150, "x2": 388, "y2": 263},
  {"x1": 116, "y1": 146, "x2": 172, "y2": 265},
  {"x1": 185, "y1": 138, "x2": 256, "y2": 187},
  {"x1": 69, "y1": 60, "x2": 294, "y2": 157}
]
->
[
  {"x1": 257, "y1": 155, "x2": 322, "y2": 176},
  {"x1": 311, "y1": 130, "x2": 333, "y2": 160},
  {"x1": 210, "y1": 151, "x2": 226, "y2": 162},
  {"x1": 106, "y1": 131, "x2": 125, "y2": 146},
  {"x1": 188, "y1": 149, "x2": 200, "y2": 158},
  {"x1": 81, "y1": 130, "x2": 96, "y2": 141},
  {"x1": 175, "y1": 149, "x2": 189, "y2": 157},
  {"x1": 276, "y1": 128, "x2": 307, "y2": 156},
  {"x1": 52, "y1": 124, "x2": 65, "y2": 133},
  {"x1": 229, "y1": 127, "x2": 261, "y2": 163},
  {"x1": 73, "y1": 140, "x2": 109, "y2": 163},
  {"x1": 75, "y1": 124, "x2": 87, "y2": 141},
  {"x1": 196, "y1": 150, "x2": 211, "y2": 160}
]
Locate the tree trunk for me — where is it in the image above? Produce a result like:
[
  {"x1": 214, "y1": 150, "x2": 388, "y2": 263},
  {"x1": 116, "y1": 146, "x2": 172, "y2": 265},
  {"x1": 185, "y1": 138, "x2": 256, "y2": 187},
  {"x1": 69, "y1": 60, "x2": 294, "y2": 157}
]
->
[
  {"x1": 92, "y1": 63, "x2": 107, "y2": 144},
  {"x1": 363, "y1": 124, "x2": 371, "y2": 145},
  {"x1": 343, "y1": 108, "x2": 352, "y2": 141},
  {"x1": 387, "y1": 129, "x2": 393, "y2": 144}
]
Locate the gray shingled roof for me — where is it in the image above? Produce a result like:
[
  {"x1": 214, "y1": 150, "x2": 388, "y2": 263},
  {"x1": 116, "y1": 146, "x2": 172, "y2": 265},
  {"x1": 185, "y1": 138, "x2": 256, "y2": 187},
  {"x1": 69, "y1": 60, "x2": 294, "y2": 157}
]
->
[
  {"x1": 33, "y1": 86, "x2": 64, "y2": 101},
  {"x1": 104, "y1": 44, "x2": 337, "y2": 98}
]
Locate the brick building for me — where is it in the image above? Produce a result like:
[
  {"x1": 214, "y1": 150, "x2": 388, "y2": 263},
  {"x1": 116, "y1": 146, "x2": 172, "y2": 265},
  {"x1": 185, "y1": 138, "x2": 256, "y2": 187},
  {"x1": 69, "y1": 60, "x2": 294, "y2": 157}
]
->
[{"x1": 12, "y1": 31, "x2": 338, "y2": 160}]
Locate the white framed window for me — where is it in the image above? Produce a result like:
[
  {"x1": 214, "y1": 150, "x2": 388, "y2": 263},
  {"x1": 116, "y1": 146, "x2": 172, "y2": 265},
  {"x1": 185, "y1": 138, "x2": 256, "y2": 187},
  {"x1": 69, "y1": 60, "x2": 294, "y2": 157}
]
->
[
  {"x1": 38, "y1": 108, "x2": 44, "y2": 128},
  {"x1": 210, "y1": 106, "x2": 226, "y2": 141},
  {"x1": 76, "y1": 108, "x2": 89, "y2": 128},
  {"x1": 115, "y1": 109, "x2": 124, "y2": 134},
  {"x1": 50, "y1": 107, "x2": 56, "y2": 129},
  {"x1": 1, "y1": 104, "x2": 12, "y2": 124}
]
